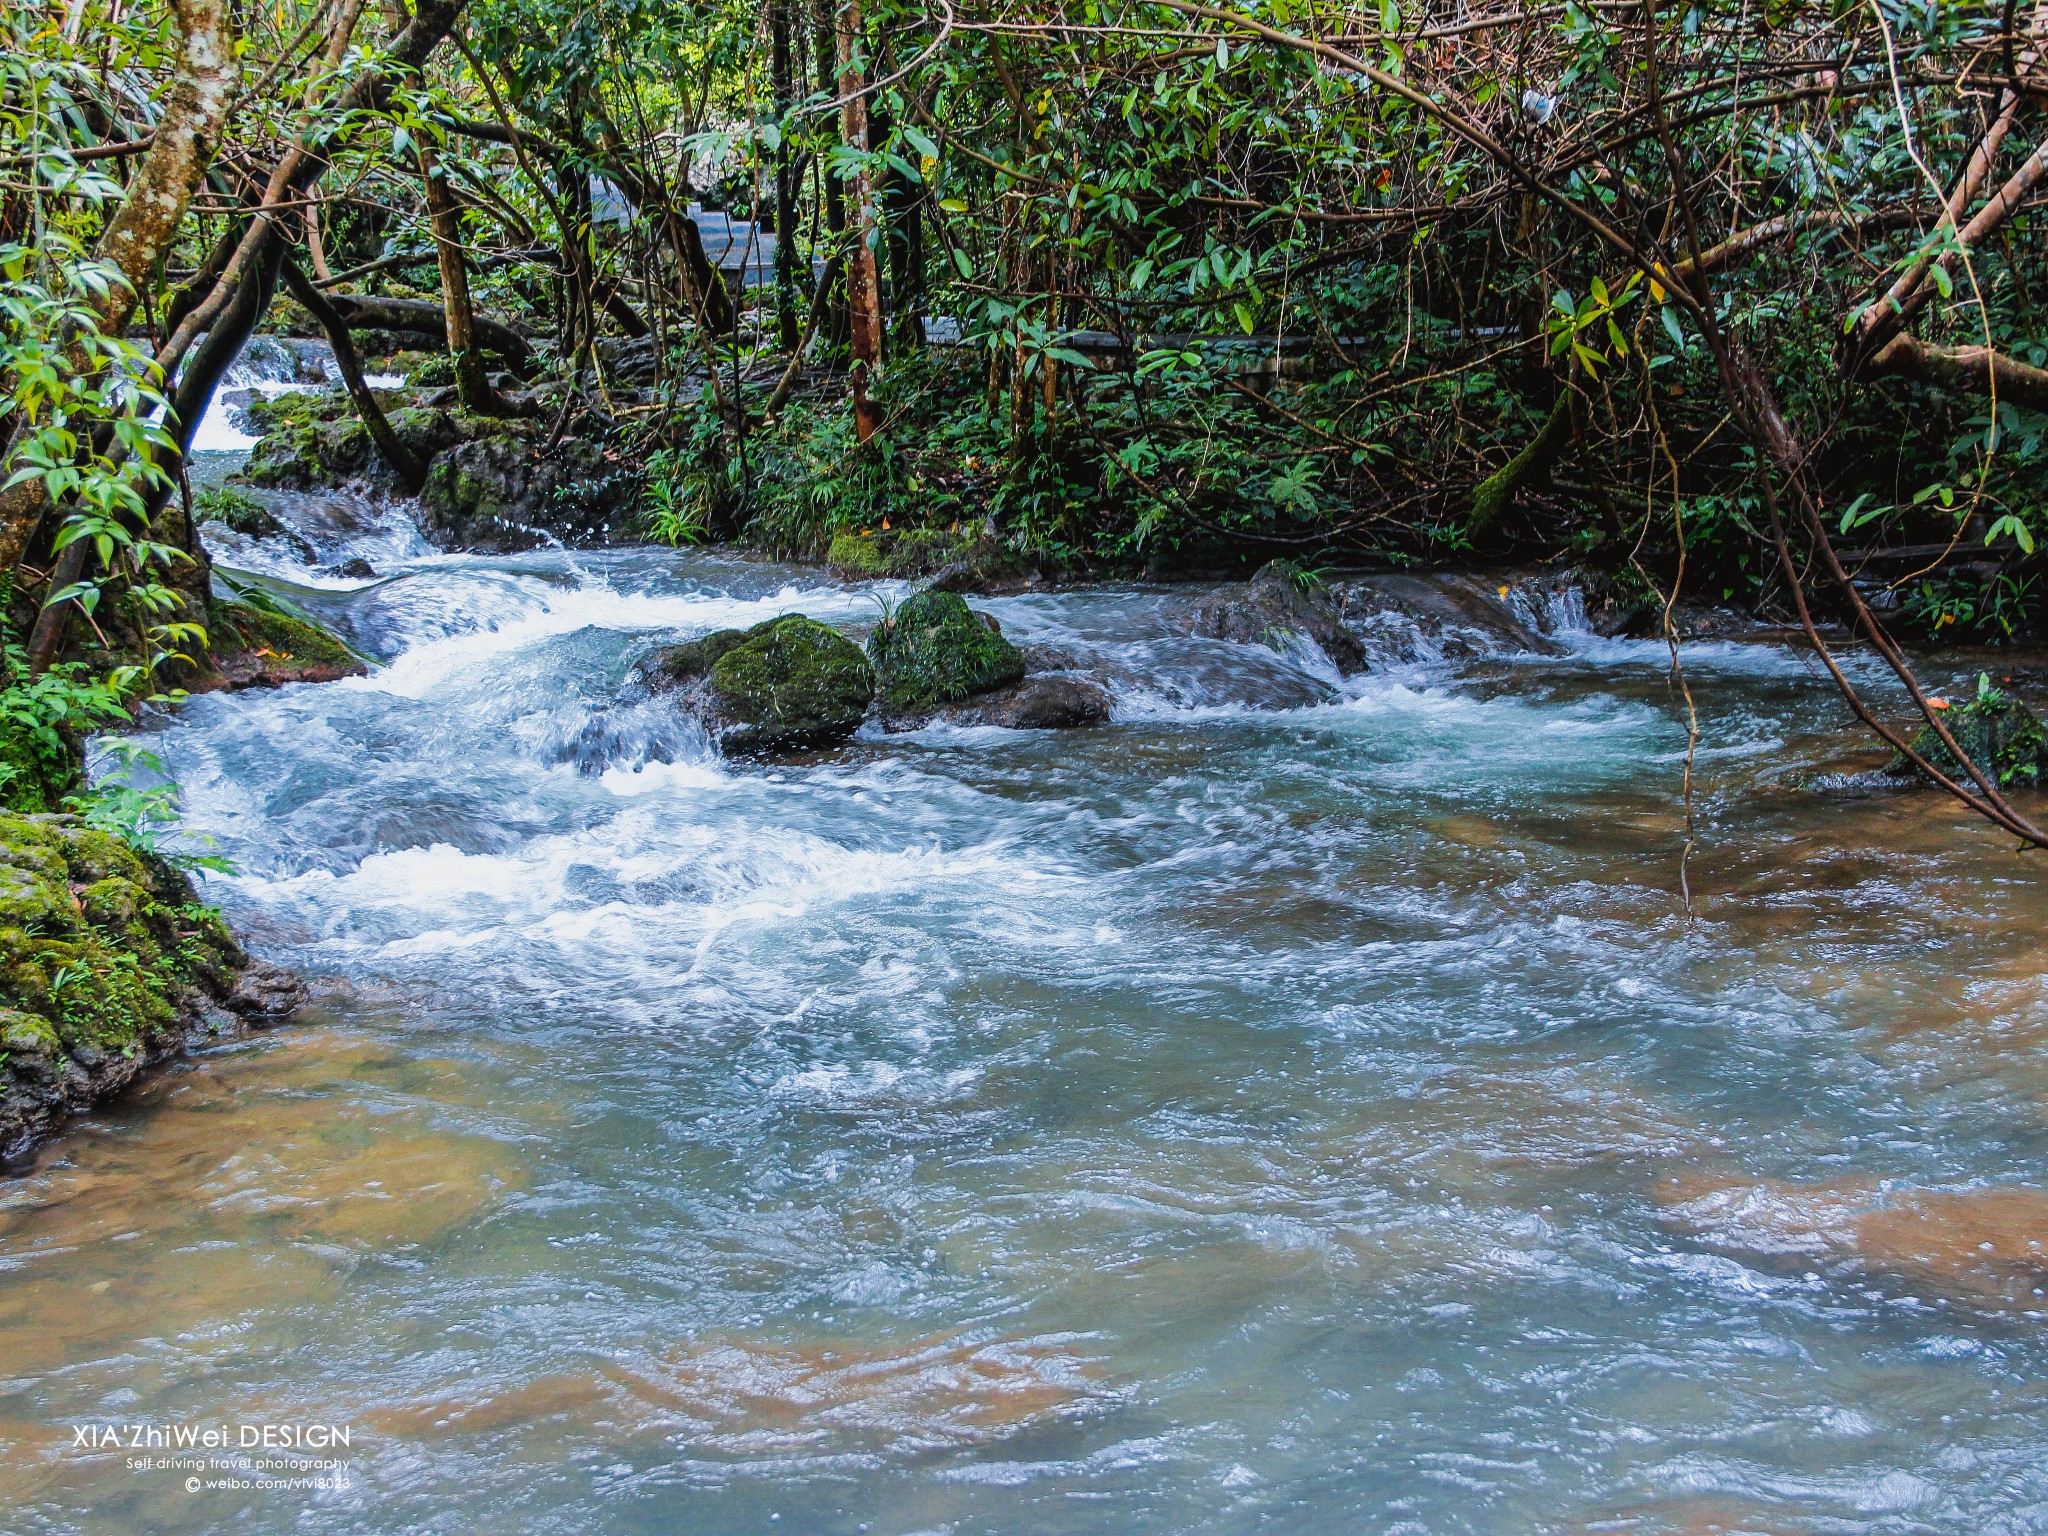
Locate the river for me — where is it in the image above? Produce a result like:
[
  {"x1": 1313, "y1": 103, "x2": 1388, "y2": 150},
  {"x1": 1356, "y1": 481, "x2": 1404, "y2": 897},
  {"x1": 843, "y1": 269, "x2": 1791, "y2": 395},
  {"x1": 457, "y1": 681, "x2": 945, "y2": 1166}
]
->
[{"x1": 1, "y1": 411, "x2": 2045, "y2": 1534}]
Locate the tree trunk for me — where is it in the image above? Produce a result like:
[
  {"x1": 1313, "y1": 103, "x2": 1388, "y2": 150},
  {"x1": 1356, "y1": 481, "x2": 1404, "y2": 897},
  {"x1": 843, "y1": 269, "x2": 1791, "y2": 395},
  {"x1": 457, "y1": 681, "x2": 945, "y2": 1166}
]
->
[
  {"x1": 319, "y1": 292, "x2": 533, "y2": 372},
  {"x1": 279, "y1": 256, "x2": 427, "y2": 491},
  {"x1": 771, "y1": 0, "x2": 801, "y2": 353},
  {"x1": 813, "y1": 0, "x2": 849, "y2": 350},
  {"x1": 420, "y1": 145, "x2": 507, "y2": 414},
  {"x1": 1870, "y1": 332, "x2": 2048, "y2": 412},
  {"x1": 0, "y1": 0, "x2": 237, "y2": 575},
  {"x1": 835, "y1": 0, "x2": 883, "y2": 444}
]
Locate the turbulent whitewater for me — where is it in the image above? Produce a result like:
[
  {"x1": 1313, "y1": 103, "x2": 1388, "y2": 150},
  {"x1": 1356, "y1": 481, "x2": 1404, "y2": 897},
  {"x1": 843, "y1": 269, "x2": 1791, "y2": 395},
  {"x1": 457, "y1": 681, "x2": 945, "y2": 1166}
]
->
[{"x1": 2, "y1": 474, "x2": 2046, "y2": 1534}]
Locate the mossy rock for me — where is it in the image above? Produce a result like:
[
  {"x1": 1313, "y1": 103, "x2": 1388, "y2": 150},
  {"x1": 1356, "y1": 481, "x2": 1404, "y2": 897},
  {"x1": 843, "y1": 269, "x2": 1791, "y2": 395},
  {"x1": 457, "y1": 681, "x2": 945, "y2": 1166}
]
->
[
  {"x1": 1189, "y1": 559, "x2": 1369, "y2": 675},
  {"x1": 868, "y1": 590, "x2": 1025, "y2": 716},
  {"x1": 0, "y1": 715, "x2": 84, "y2": 815},
  {"x1": 1897, "y1": 684, "x2": 2048, "y2": 787},
  {"x1": 193, "y1": 484, "x2": 284, "y2": 539},
  {"x1": 661, "y1": 615, "x2": 874, "y2": 753},
  {"x1": 1, "y1": 810, "x2": 250, "y2": 1155},
  {"x1": 417, "y1": 429, "x2": 632, "y2": 552},
  {"x1": 632, "y1": 628, "x2": 753, "y2": 692},
  {"x1": 206, "y1": 599, "x2": 366, "y2": 690},
  {"x1": 236, "y1": 391, "x2": 461, "y2": 493},
  {"x1": 828, "y1": 526, "x2": 972, "y2": 579}
]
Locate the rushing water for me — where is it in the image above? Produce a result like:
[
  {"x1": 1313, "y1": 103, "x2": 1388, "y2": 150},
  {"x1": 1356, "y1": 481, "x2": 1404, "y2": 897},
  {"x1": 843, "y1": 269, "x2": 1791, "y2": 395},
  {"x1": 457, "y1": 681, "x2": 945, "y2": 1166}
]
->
[{"x1": 4, "y1": 455, "x2": 2048, "y2": 1535}]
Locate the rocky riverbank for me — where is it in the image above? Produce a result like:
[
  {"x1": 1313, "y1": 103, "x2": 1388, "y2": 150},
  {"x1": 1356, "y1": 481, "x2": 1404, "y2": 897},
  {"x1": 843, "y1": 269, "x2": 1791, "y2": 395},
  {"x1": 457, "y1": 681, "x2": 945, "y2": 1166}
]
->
[{"x1": 0, "y1": 813, "x2": 302, "y2": 1161}]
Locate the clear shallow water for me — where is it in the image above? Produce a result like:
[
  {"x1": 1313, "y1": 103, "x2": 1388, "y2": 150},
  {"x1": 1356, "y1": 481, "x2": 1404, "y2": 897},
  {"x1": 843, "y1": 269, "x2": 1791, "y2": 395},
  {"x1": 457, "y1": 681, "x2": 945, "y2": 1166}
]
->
[{"x1": 3, "y1": 494, "x2": 2048, "y2": 1534}]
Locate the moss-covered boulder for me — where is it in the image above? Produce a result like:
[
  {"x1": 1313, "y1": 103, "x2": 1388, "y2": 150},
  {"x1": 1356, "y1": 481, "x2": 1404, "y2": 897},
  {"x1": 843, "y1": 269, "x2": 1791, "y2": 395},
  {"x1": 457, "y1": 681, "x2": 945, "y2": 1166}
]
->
[
  {"x1": 827, "y1": 526, "x2": 1056, "y2": 593},
  {"x1": 236, "y1": 390, "x2": 464, "y2": 493},
  {"x1": 1189, "y1": 560, "x2": 1369, "y2": 675},
  {"x1": 640, "y1": 616, "x2": 874, "y2": 753},
  {"x1": 1896, "y1": 682, "x2": 2048, "y2": 787},
  {"x1": 868, "y1": 590, "x2": 1026, "y2": 717},
  {"x1": 829, "y1": 526, "x2": 973, "y2": 580},
  {"x1": 0, "y1": 812, "x2": 275, "y2": 1158},
  {"x1": 206, "y1": 599, "x2": 366, "y2": 690},
  {"x1": 417, "y1": 427, "x2": 637, "y2": 552}
]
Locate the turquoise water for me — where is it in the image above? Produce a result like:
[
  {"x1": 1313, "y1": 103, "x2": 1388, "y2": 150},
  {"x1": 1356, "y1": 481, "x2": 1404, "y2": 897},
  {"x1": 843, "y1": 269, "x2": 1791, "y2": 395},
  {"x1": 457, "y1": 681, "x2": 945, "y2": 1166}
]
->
[{"x1": 3, "y1": 524, "x2": 2046, "y2": 1535}]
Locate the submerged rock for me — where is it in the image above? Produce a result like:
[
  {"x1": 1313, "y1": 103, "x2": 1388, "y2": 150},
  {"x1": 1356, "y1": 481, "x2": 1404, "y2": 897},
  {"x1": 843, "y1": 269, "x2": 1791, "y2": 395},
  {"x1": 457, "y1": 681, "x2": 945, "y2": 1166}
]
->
[
  {"x1": 1341, "y1": 572, "x2": 1562, "y2": 660},
  {"x1": 1189, "y1": 560, "x2": 1369, "y2": 675},
  {"x1": 641, "y1": 615, "x2": 873, "y2": 753},
  {"x1": 0, "y1": 813, "x2": 273, "y2": 1159},
  {"x1": 1895, "y1": 681, "x2": 2048, "y2": 787},
  {"x1": 868, "y1": 590, "x2": 1025, "y2": 717}
]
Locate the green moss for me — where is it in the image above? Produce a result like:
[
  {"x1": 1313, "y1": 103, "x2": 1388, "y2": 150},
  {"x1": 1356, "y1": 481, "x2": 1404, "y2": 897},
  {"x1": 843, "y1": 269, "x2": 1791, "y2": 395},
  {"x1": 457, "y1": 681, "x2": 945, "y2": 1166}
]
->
[
  {"x1": 1900, "y1": 683, "x2": 2048, "y2": 787},
  {"x1": 215, "y1": 600, "x2": 360, "y2": 672},
  {"x1": 193, "y1": 484, "x2": 281, "y2": 538},
  {"x1": 407, "y1": 353, "x2": 456, "y2": 388},
  {"x1": 0, "y1": 811, "x2": 242, "y2": 1077},
  {"x1": 705, "y1": 616, "x2": 874, "y2": 749},
  {"x1": 0, "y1": 716, "x2": 82, "y2": 815},
  {"x1": 0, "y1": 1007, "x2": 62, "y2": 1075},
  {"x1": 827, "y1": 526, "x2": 975, "y2": 580},
  {"x1": 867, "y1": 590, "x2": 1025, "y2": 714},
  {"x1": 637, "y1": 628, "x2": 752, "y2": 690}
]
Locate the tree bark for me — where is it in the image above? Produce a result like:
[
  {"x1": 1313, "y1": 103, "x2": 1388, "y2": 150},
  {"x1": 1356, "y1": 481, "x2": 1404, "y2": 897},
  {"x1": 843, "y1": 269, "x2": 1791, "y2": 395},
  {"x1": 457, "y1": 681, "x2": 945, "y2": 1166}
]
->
[
  {"x1": 318, "y1": 292, "x2": 533, "y2": 372},
  {"x1": 836, "y1": 0, "x2": 883, "y2": 444},
  {"x1": 278, "y1": 256, "x2": 427, "y2": 491},
  {"x1": 771, "y1": 0, "x2": 801, "y2": 353},
  {"x1": 420, "y1": 145, "x2": 507, "y2": 413},
  {"x1": 1869, "y1": 332, "x2": 2048, "y2": 412},
  {"x1": 0, "y1": 0, "x2": 237, "y2": 574}
]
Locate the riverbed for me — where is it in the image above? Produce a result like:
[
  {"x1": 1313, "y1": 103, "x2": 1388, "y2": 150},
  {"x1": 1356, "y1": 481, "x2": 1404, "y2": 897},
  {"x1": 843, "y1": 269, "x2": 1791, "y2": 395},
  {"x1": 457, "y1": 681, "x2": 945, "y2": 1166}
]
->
[{"x1": 2, "y1": 454, "x2": 2046, "y2": 1533}]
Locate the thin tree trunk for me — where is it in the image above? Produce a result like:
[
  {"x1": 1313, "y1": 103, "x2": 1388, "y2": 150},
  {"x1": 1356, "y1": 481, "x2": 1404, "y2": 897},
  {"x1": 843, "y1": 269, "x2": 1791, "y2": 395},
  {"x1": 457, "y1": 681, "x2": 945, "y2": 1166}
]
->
[
  {"x1": 813, "y1": 0, "x2": 848, "y2": 349},
  {"x1": 279, "y1": 255, "x2": 427, "y2": 490},
  {"x1": 421, "y1": 145, "x2": 506, "y2": 414},
  {"x1": 835, "y1": 0, "x2": 883, "y2": 444},
  {"x1": 771, "y1": 0, "x2": 801, "y2": 353}
]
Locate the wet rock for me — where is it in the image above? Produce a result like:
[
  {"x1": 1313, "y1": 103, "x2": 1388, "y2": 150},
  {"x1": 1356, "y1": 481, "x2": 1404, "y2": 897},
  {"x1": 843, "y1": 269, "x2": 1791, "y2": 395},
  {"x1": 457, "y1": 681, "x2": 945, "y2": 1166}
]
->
[
  {"x1": 194, "y1": 485, "x2": 317, "y2": 564},
  {"x1": 1336, "y1": 571, "x2": 1560, "y2": 661},
  {"x1": 200, "y1": 598, "x2": 367, "y2": 691},
  {"x1": 417, "y1": 428, "x2": 638, "y2": 552},
  {"x1": 828, "y1": 526, "x2": 1059, "y2": 593},
  {"x1": 237, "y1": 390, "x2": 464, "y2": 493},
  {"x1": 944, "y1": 673, "x2": 1112, "y2": 729},
  {"x1": 1020, "y1": 642, "x2": 1082, "y2": 674},
  {"x1": 1894, "y1": 680, "x2": 2048, "y2": 787},
  {"x1": 236, "y1": 390, "x2": 635, "y2": 553},
  {"x1": 643, "y1": 616, "x2": 874, "y2": 754},
  {"x1": 868, "y1": 590, "x2": 1026, "y2": 716},
  {"x1": 331, "y1": 557, "x2": 378, "y2": 580},
  {"x1": 1, "y1": 812, "x2": 255, "y2": 1160},
  {"x1": 228, "y1": 960, "x2": 308, "y2": 1020},
  {"x1": 1189, "y1": 560, "x2": 1369, "y2": 674}
]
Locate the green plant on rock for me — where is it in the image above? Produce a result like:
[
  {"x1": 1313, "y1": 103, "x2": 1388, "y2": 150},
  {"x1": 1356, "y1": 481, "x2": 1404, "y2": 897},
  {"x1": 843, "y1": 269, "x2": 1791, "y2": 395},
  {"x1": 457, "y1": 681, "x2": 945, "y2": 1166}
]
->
[
  {"x1": 192, "y1": 484, "x2": 277, "y2": 537},
  {"x1": 0, "y1": 636, "x2": 137, "y2": 813},
  {"x1": 867, "y1": 590, "x2": 1025, "y2": 715},
  {"x1": 1901, "y1": 674, "x2": 2048, "y2": 787}
]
